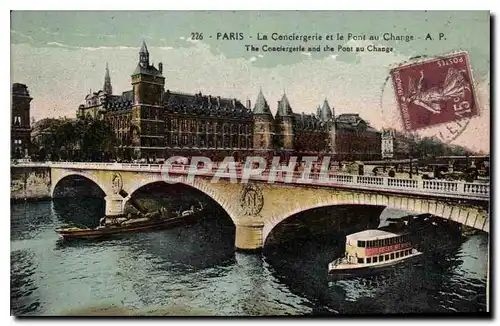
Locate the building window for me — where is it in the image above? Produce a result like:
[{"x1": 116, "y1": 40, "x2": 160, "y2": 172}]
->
[
  {"x1": 14, "y1": 116, "x2": 21, "y2": 126},
  {"x1": 172, "y1": 134, "x2": 178, "y2": 146}
]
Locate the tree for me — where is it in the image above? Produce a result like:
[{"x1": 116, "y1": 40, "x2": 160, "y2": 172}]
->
[{"x1": 81, "y1": 120, "x2": 116, "y2": 161}]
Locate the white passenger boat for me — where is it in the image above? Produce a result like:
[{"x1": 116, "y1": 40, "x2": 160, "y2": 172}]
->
[{"x1": 328, "y1": 229, "x2": 423, "y2": 277}]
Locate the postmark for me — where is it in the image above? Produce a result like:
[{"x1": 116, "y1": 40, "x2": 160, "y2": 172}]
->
[{"x1": 390, "y1": 51, "x2": 478, "y2": 133}]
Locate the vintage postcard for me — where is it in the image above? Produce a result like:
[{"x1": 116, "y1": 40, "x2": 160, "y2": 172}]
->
[{"x1": 10, "y1": 11, "x2": 490, "y2": 316}]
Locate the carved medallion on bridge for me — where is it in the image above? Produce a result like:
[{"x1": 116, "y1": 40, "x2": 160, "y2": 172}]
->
[
  {"x1": 111, "y1": 173, "x2": 123, "y2": 194},
  {"x1": 240, "y1": 183, "x2": 264, "y2": 216}
]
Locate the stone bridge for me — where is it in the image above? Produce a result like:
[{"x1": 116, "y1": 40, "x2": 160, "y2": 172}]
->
[{"x1": 13, "y1": 162, "x2": 490, "y2": 250}]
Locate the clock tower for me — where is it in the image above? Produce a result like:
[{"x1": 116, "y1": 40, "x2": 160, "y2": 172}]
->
[{"x1": 130, "y1": 41, "x2": 165, "y2": 160}]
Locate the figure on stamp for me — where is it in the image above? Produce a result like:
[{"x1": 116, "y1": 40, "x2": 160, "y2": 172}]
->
[{"x1": 406, "y1": 68, "x2": 471, "y2": 115}]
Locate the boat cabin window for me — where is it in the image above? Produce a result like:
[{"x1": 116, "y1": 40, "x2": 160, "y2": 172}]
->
[
  {"x1": 380, "y1": 255, "x2": 384, "y2": 262},
  {"x1": 366, "y1": 257, "x2": 371, "y2": 263},
  {"x1": 390, "y1": 253, "x2": 395, "y2": 259},
  {"x1": 395, "y1": 252, "x2": 400, "y2": 258},
  {"x1": 358, "y1": 258, "x2": 364, "y2": 264},
  {"x1": 358, "y1": 240, "x2": 365, "y2": 247},
  {"x1": 385, "y1": 254, "x2": 390, "y2": 261},
  {"x1": 373, "y1": 256, "x2": 378, "y2": 263}
]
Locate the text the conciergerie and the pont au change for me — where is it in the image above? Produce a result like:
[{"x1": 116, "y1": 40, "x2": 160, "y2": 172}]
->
[{"x1": 190, "y1": 31, "x2": 446, "y2": 54}]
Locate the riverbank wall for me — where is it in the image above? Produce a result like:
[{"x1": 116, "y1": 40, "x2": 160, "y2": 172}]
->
[{"x1": 11, "y1": 166, "x2": 52, "y2": 201}]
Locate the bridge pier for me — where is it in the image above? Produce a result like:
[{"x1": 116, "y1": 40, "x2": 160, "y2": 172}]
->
[
  {"x1": 234, "y1": 220, "x2": 264, "y2": 252},
  {"x1": 105, "y1": 194, "x2": 125, "y2": 216}
]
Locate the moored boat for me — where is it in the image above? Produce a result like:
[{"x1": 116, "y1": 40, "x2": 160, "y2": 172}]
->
[
  {"x1": 328, "y1": 229, "x2": 423, "y2": 277},
  {"x1": 56, "y1": 204, "x2": 207, "y2": 240}
]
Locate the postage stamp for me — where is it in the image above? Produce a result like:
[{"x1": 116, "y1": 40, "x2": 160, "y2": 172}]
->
[{"x1": 390, "y1": 51, "x2": 479, "y2": 132}]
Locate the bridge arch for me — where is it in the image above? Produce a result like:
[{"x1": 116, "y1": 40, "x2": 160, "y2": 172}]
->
[
  {"x1": 51, "y1": 171, "x2": 109, "y2": 198},
  {"x1": 263, "y1": 203, "x2": 385, "y2": 247},
  {"x1": 262, "y1": 192, "x2": 488, "y2": 244},
  {"x1": 122, "y1": 176, "x2": 240, "y2": 224}
]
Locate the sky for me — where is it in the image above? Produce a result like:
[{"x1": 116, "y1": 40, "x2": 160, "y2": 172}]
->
[{"x1": 10, "y1": 11, "x2": 490, "y2": 152}]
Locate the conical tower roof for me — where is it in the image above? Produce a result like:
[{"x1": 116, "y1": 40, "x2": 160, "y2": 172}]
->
[
  {"x1": 276, "y1": 93, "x2": 293, "y2": 117},
  {"x1": 103, "y1": 62, "x2": 112, "y2": 94},
  {"x1": 140, "y1": 40, "x2": 149, "y2": 54},
  {"x1": 320, "y1": 98, "x2": 333, "y2": 120},
  {"x1": 253, "y1": 89, "x2": 273, "y2": 117}
]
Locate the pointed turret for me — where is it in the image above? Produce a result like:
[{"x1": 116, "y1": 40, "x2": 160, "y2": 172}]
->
[
  {"x1": 320, "y1": 98, "x2": 333, "y2": 121},
  {"x1": 252, "y1": 88, "x2": 274, "y2": 151},
  {"x1": 316, "y1": 105, "x2": 321, "y2": 118},
  {"x1": 253, "y1": 88, "x2": 273, "y2": 117},
  {"x1": 276, "y1": 93, "x2": 293, "y2": 117},
  {"x1": 275, "y1": 93, "x2": 294, "y2": 151},
  {"x1": 139, "y1": 40, "x2": 149, "y2": 68},
  {"x1": 103, "y1": 62, "x2": 112, "y2": 95}
]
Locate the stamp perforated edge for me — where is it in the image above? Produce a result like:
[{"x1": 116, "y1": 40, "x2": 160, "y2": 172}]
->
[{"x1": 387, "y1": 50, "x2": 482, "y2": 136}]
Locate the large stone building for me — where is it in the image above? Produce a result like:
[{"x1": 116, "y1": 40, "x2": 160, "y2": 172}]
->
[
  {"x1": 381, "y1": 128, "x2": 411, "y2": 159},
  {"x1": 78, "y1": 41, "x2": 381, "y2": 162},
  {"x1": 11, "y1": 83, "x2": 32, "y2": 159}
]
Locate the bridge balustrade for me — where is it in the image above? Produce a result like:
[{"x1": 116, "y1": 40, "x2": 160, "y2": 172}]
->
[
  {"x1": 328, "y1": 174, "x2": 354, "y2": 183},
  {"x1": 387, "y1": 178, "x2": 418, "y2": 188},
  {"x1": 422, "y1": 180, "x2": 458, "y2": 193},
  {"x1": 12, "y1": 161, "x2": 490, "y2": 199},
  {"x1": 464, "y1": 183, "x2": 489, "y2": 195},
  {"x1": 356, "y1": 175, "x2": 385, "y2": 186}
]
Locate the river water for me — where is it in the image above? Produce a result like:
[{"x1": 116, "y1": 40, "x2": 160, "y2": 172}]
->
[{"x1": 11, "y1": 198, "x2": 489, "y2": 316}]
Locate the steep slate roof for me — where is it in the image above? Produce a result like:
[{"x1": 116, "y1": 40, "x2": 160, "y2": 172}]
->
[
  {"x1": 276, "y1": 93, "x2": 293, "y2": 117},
  {"x1": 320, "y1": 99, "x2": 333, "y2": 121},
  {"x1": 131, "y1": 63, "x2": 163, "y2": 77},
  {"x1": 104, "y1": 90, "x2": 134, "y2": 111},
  {"x1": 164, "y1": 90, "x2": 252, "y2": 119},
  {"x1": 253, "y1": 89, "x2": 273, "y2": 117},
  {"x1": 140, "y1": 40, "x2": 148, "y2": 54},
  {"x1": 293, "y1": 112, "x2": 328, "y2": 132}
]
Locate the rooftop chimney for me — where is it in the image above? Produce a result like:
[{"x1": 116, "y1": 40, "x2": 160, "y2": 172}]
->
[{"x1": 159, "y1": 62, "x2": 163, "y2": 74}]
